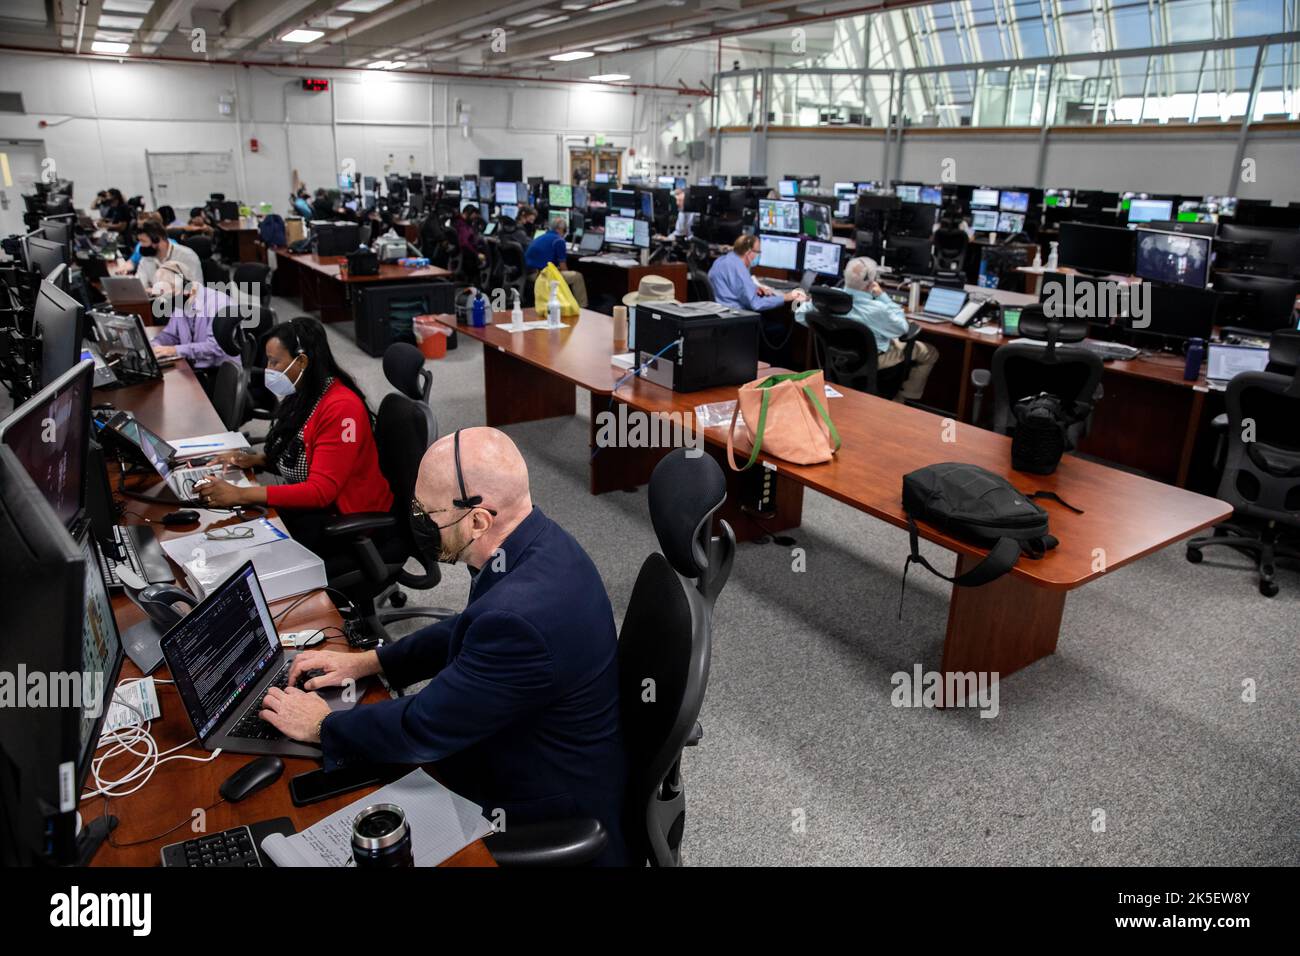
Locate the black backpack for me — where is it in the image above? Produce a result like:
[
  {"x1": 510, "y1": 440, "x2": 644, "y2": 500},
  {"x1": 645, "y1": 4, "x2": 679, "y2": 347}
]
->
[
  {"x1": 1011, "y1": 392, "x2": 1089, "y2": 475},
  {"x1": 900, "y1": 462, "x2": 1081, "y2": 606}
]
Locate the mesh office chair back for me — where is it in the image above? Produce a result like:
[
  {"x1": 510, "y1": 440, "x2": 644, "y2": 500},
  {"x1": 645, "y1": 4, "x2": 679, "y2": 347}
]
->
[{"x1": 804, "y1": 286, "x2": 917, "y2": 400}]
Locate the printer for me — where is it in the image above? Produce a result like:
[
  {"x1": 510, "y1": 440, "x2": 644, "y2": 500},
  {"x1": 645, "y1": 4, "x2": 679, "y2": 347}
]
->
[
  {"x1": 631, "y1": 301, "x2": 760, "y2": 392},
  {"x1": 373, "y1": 234, "x2": 409, "y2": 263}
]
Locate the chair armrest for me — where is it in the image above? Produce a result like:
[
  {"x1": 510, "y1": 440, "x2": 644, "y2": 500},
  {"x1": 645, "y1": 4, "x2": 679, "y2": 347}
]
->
[
  {"x1": 323, "y1": 512, "x2": 395, "y2": 538},
  {"x1": 487, "y1": 818, "x2": 608, "y2": 867},
  {"x1": 970, "y1": 368, "x2": 992, "y2": 389},
  {"x1": 900, "y1": 321, "x2": 922, "y2": 342}
]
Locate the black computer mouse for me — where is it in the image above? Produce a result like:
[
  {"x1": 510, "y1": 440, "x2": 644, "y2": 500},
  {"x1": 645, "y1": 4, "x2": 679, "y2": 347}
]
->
[
  {"x1": 161, "y1": 509, "x2": 200, "y2": 525},
  {"x1": 219, "y1": 756, "x2": 284, "y2": 803}
]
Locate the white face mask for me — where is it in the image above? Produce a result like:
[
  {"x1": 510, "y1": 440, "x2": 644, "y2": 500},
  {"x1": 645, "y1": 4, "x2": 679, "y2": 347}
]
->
[{"x1": 264, "y1": 356, "x2": 303, "y2": 399}]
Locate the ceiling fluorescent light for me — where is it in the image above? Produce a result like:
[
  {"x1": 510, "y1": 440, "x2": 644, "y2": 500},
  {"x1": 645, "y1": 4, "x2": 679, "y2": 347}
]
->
[
  {"x1": 531, "y1": 15, "x2": 570, "y2": 27},
  {"x1": 593, "y1": 42, "x2": 639, "y2": 52},
  {"x1": 90, "y1": 40, "x2": 130, "y2": 54},
  {"x1": 387, "y1": 61, "x2": 407, "y2": 69},
  {"x1": 550, "y1": 50, "x2": 594, "y2": 61},
  {"x1": 97, "y1": 14, "x2": 143, "y2": 30},
  {"x1": 281, "y1": 29, "x2": 325, "y2": 43},
  {"x1": 510, "y1": 12, "x2": 553, "y2": 26},
  {"x1": 367, "y1": 60, "x2": 393, "y2": 69},
  {"x1": 589, "y1": 0, "x2": 636, "y2": 10},
  {"x1": 589, "y1": 73, "x2": 631, "y2": 82},
  {"x1": 338, "y1": 0, "x2": 393, "y2": 12}
]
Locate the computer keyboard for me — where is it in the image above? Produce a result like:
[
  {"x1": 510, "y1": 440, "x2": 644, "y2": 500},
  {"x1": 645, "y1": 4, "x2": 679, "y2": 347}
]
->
[
  {"x1": 228, "y1": 664, "x2": 291, "y2": 740},
  {"x1": 161, "y1": 825, "x2": 261, "y2": 867},
  {"x1": 98, "y1": 525, "x2": 172, "y2": 587},
  {"x1": 1081, "y1": 340, "x2": 1141, "y2": 361}
]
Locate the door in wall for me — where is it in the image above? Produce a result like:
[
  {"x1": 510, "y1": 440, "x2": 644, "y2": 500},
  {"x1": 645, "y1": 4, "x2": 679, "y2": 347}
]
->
[
  {"x1": 569, "y1": 147, "x2": 622, "y2": 185},
  {"x1": 0, "y1": 140, "x2": 46, "y2": 238}
]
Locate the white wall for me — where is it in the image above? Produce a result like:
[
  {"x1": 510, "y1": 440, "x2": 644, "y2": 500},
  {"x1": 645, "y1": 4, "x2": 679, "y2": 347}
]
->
[
  {"x1": 717, "y1": 123, "x2": 1300, "y2": 201},
  {"x1": 0, "y1": 51, "x2": 707, "y2": 212}
]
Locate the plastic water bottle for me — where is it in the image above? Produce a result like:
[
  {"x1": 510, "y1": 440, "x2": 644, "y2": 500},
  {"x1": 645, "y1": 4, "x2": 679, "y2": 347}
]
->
[
  {"x1": 547, "y1": 281, "x2": 562, "y2": 329},
  {"x1": 510, "y1": 290, "x2": 524, "y2": 331},
  {"x1": 471, "y1": 288, "x2": 486, "y2": 327},
  {"x1": 1184, "y1": 337, "x2": 1205, "y2": 381},
  {"x1": 1045, "y1": 241, "x2": 1059, "y2": 271}
]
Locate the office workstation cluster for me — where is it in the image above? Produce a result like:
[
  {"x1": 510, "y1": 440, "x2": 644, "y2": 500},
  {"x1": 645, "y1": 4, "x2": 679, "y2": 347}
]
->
[{"x1": 0, "y1": 0, "x2": 1297, "y2": 903}]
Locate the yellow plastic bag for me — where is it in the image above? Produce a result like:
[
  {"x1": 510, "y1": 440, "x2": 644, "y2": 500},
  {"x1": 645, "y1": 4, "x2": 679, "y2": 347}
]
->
[{"x1": 534, "y1": 262, "x2": 581, "y2": 318}]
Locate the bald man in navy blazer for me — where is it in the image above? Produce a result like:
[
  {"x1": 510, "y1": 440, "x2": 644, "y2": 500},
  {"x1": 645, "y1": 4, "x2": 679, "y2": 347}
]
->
[{"x1": 261, "y1": 428, "x2": 629, "y2": 866}]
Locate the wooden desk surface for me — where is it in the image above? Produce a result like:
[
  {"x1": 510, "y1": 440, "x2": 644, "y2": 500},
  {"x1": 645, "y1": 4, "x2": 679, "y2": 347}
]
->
[
  {"x1": 278, "y1": 250, "x2": 452, "y2": 283},
  {"x1": 615, "y1": 370, "x2": 1230, "y2": 590},
  {"x1": 89, "y1": 362, "x2": 492, "y2": 867},
  {"x1": 215, "y1": 220, "x2": 258, "y2": 233}
]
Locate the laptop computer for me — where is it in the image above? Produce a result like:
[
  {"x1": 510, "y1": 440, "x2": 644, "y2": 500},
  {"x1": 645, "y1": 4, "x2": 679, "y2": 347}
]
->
[
  {"x1": 1206, "y1": 343, "x2": 1269, "y2": 390},
  {"x1": 915, "y1": 285, "x2": 969, "y2": 323},
  {"x1": 160, "y1": 562, "x2": 365, "y2": 758},
  {"x1": 576, "y1": 231, "x2": 604, "y2": 256},
  {"x1": 102, "y1": 275, "x2": 152, "y2": 308},
  {"x1": 90, "y1": 310, "x2": 167, "y2": 382},
  {"x1": 100, "y1": 411, "x2": 246, "y2": 504}
]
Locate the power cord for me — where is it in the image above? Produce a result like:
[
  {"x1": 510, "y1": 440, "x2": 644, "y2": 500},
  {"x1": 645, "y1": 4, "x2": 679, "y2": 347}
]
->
[{"x1": 592, "y1": 337, "x2": 684, "y2": 463}]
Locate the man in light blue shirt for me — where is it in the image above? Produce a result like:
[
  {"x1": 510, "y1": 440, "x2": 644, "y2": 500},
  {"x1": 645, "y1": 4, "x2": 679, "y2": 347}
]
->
[
  {"x1": 795, "y1": 256, "x2": 938, "y2": 402},
  {"x1": 708, "y1": 234, "x2": 807, "y2": 312}
]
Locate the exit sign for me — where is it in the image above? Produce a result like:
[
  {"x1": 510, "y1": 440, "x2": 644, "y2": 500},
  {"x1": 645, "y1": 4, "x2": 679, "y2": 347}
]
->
[{"x1": 302, "y1": 78, "x2": 329, "y2": 92}]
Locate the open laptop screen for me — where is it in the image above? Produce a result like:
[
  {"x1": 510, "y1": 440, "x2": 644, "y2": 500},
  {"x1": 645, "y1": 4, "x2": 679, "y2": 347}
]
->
[
  {"x1": 1206, "y1": 344, "x2": 1268, "y2": 382},
  {"x1": 162, "y1": 563, "x2": 280, "y2": 741},
  {"x1": 923, "y1": 286, "x2": 967, "y2": 318}
]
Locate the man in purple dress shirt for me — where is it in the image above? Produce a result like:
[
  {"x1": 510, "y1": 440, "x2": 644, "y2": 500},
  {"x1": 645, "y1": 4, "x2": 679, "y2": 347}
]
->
[{"x1": 148, "y1": 261, "x2": 238, "y2": 389}]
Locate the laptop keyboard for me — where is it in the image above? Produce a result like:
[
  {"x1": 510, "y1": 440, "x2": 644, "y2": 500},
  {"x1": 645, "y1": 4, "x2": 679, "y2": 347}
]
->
[{"x1": 227, "y1": 664, "x2": 291, "y2": 740}]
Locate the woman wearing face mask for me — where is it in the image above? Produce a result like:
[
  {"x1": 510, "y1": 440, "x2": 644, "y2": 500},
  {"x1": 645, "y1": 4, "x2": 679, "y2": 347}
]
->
[{"x1": 197, "y1": 317, "x2": 392, "y2": 552}]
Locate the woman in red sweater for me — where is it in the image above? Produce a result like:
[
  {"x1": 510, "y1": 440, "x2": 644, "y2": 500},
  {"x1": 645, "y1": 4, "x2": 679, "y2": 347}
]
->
[{"x1": 197, "y1": 316, "x2": 393, "y2": 552}]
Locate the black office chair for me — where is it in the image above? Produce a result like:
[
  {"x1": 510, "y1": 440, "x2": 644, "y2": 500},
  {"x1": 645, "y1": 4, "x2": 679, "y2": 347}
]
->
[
  {"x1": 969, "y1": 304, "x2": 1103, "y2": 441},
  {"x1": 496, "y1": 241, "x2": 527, "y2": 303},
  {"x1": 686, "y1": 237, "x2": 715, "y2": 302},
  {"x1": 231, "y1": 262, "x2": 273, "y2": 308},
  {"x1": 803, "y1": 286, "x2": 922, "y2": 400},
  {"x1": 210, "y1": 314, "x2": 250, "y2": 430},
  {"x1": 182, "y1": 235, "x2": 214, "y2": 260},
  {"x1": 932, "y1": 225, "x2": 968, "y2": 274},
  {"x1": 381, "y1": 343, "x2": 437, "y2": 464},
  {"x1": 1186, "y1": 331, "x2": 1300, "y2": 596},
  {"x1": 488, "y1": 449, "x2": 736, "y2": 867},
  {"x1": 322, "y1": 380, "x2": 451, "y2": 639}
]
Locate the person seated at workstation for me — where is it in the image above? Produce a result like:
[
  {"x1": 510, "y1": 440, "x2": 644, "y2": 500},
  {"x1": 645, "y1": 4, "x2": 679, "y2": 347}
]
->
[
  {"x1": 291, "y1": 188, "x2": 314, "y2": 220},
  {"x1": 147, "y1": 261, "x2": 238, "y2": 392},
  {"x1": 670, "y1": 188, "x2": 693, "y2": 237},
  {"x1": 256, "y1": 426, "x2": 629, "y2": 866},
  {"x1": 523, "y1": 216, "x2": 589, "y2": 308},
  {"x1": 195, "y1": 316, "x2": 392, "y2": 555},
  {"x1": 310, "y1": 188, "x2": 339, "y2": 222},
  {"x1": 708, "y1": 234, "x2": 808, "y2": 310},
  {"x1": 515, "y1": 203, "x2": 539, "y2": 236},
  {"x1": 97, "y1": 187, "x2": 132, "y2": 234},
  {"x1": 181, "y1": 206, "x2": 214, "y2": 236},
  {"x1": 453, "y1": 204, "x2": 489, "y2": 267},
  {"x1": 795, "y1": 255, "x2": 938, "y2": 402},
  {"x1": 134, "y1": 219, "x2": 203, "y2": 287}
]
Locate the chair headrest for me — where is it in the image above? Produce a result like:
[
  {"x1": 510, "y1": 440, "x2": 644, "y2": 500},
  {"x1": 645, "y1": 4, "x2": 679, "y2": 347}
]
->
[
  {"x1": 382, "y1": 342, "x2": 427, "y2": 401},
  {"x1": 1268, "y1": 328, "x2": 1300, "y2": 375},
  {"x1": 211, "y1": 313, "x2": 244, "y2": 357},
  {"x1": 1018, "y1": 303, "x2": 1087, "y2": 344},
  {"x1": 809, "y1": 286, "x2": 855, "y2": 316},
  {"x1": 648, "y1": 449, "x2": 726, "y2": 580}
]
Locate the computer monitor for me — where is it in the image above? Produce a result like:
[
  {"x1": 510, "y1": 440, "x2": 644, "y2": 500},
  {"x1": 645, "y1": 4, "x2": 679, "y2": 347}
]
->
[
  {"x1": 1000, "y1": 190, "x2": 1030, "y2": 214},
  {"x1": 594, "y1": 172, "x2": 611, "y2": 184},
  {"x1": 1058, "y1": 222, "x2": 1137, "y2": 276},
  {"x1": 640, "y1": 192, "x2": 654, "y2": 220},
  {"x1": 884, "y1": 235, "x2": 933, "y2": 277},
  {"x1": 1123, "y1": 283, "x2": 1219, "y2": 341},
  {"x1": 573, "y1": 185, "x2": 588, "y2": 209},
  {"x1": 757, "y1": 199, "x2": 800, "y2": 235},
  {"x1": 997, "y1": 212, "x2": 1026, "y2": 234},
  {"x1": 895, "y1": 184, "x2": 921, "y2": 204},
  {"x1": 0, "y1": 445, "x2": 123, "y2": 865},
  {"x1": 758, "y1": 235, "x2": 801, "y2": 272},
  {"x1": 1213, "y1": 274, "x2": 1300, "y2": 332},
  {"x1": 495, "y1": 181, "x2": 518, "y2": 205},
  {"x1": 0, "y1": 358, "x2": 92, "y2": 530},
  {"x1": 918, "y1": 186, "x2": 943, "y2": 206},
  {"x1": 1045, "y1": 188, "x2": 1074, "y2": 208},
  {"x1": 657, "y1": 176, "x2": 676, "y2": 190},
  {"x1": 40, "y1": 218, "x2": 74, "y2": 248},
  {"x1": 778, "y1": 180, "x2": 798, "y2": 199},
  {"x1": 26, "y1": 235, "x2": 68, "y2": 286},
  {"x1": 462, "y1": 178, "x2": 479, "y2": 201},
  {"x1": 633, "y1": 219, "x2": 650, "y2": 250},
  {"x1": 34, "y1": 268, "x2": 84, "y2": 387},
  {"x1": 1127, "y1": 198, "x2": 1174, "y2": 225},
  {"x1": 548, "y1": 183, "x2": 573, "y2": 208},
  {"x1": 800, "y1": 201, "x2": 833, "y2": 240},
  {"x1": 604, "y1": 215, "x2": 636, "y2": 246},
  {"x1": 1231, "y1": 203, "x2": 1300, "y2": 229},
  {"x1": 803, "y1": 239, "x2": 842, "y2": 277},
  {"x1": 500, "y1": 204, "x2": 519, "y2": 220},
  {"x1": 833, "y1": 182, "x2": 857, "y2": 197},
  {"x1": 608, "y1": 189, "x2": 636, "y2": 215},
  {"x1": 1134, "y1": 229, "x2": 1212, "y2": 289},
  {"x1": 970, "y1": 188, "x2": 1000, "y2": 209},
  {"x1": 1214, "y1": 224, "x2": 1300, "y2": 279},
  {"x1": 971, "y1": 209, "x2": 999, "y2": 232}
]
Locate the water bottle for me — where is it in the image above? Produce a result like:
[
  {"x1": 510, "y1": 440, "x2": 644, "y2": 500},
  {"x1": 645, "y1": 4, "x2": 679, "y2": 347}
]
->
[
  {"x1": 547, "y1": 281, "x2": 562, "y2": 328},
  {"x1": 1184, "y1": 336, "x2": 1205, "y2": 381},
  {"x1": 1031, "y1": 247, "x2": 1043, "y2": 269},
  {"x1": 471, "y1": 288, "x2": 487, "y2": 327},
  {"x1": 1045, "y1": 241, "x2": 1059, "y2": 271},
  {"x1": 510, "y1": 289, "x2": 524, "y2": 331}
]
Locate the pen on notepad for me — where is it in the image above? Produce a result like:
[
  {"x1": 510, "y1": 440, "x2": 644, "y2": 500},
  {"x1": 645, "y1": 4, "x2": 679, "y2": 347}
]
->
[{"x1": 176, "y1": 442, "x2": 223, "y2": 449}]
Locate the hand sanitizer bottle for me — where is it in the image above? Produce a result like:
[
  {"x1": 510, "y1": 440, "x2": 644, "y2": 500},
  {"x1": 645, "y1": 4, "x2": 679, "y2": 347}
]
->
[
  {"x1": 510, "y1": 289, "x2": 524, "y2": 331},
  {"x1": 1032, "y1": 247, "x2": 1043, "y2": 269},
  {"x1": 1045, "y1": 241, "x2": 1059, "y2": 271},
  {"x1": 547, "y1": 281, "x2": 562, "y2": 328}
]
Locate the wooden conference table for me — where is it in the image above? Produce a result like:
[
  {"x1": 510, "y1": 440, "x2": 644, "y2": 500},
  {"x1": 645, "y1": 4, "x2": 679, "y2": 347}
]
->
[
  {"x1": 85, "y1": 359, "x2": 493, "y2": 866},
  {"x1": 437, "y1": 308, "x2": 1231, "y2": 689},
  {"x1": 273, "y1": 250, "x2": 453, "y2": 325}
]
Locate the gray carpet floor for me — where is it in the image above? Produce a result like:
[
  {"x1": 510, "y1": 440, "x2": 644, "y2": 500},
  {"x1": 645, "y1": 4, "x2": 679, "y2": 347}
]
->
[{"x1": 298, "y1": 296, "x2": 1297, "y2": 867}]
